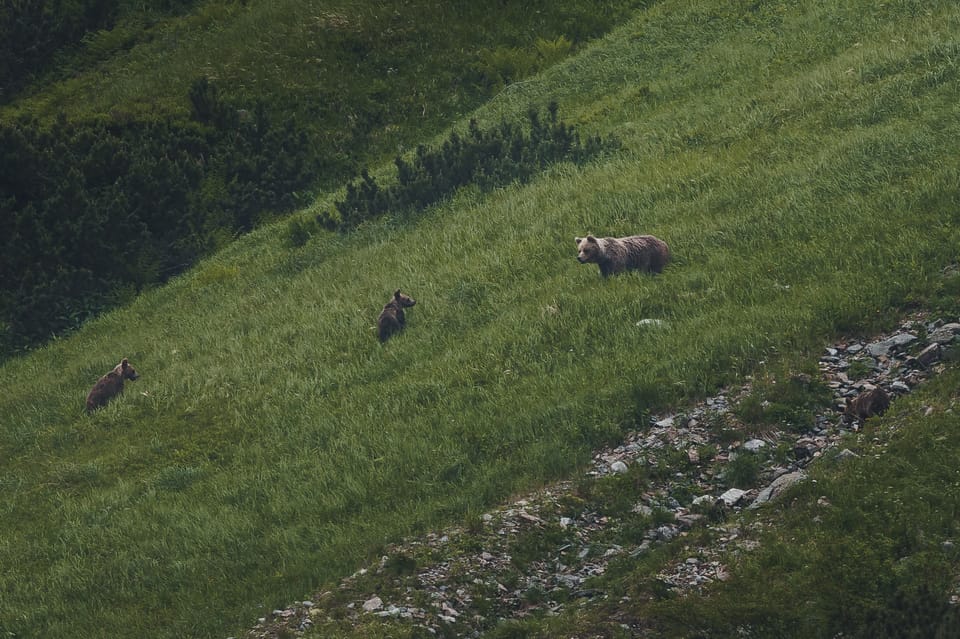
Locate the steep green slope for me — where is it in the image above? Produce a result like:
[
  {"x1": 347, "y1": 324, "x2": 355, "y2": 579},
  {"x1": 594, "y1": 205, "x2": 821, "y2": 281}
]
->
[
  {"x1": 1, "y1": 1, "x2": 959, "y2": 638},
  {"x1": 0, "y1": 0, "x2": 637, "y2": 357}
]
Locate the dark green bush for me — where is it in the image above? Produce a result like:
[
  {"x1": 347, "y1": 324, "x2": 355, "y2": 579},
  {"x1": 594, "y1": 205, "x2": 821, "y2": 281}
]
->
[
  {"x1": 0, "y1": 83, "x2": 317, "y2": 357},
  {"x1": 329, "y1": 102, "x2": 619, "y2": 231}
]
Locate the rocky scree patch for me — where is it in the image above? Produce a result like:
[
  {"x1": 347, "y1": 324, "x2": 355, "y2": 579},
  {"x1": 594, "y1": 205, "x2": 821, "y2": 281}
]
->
[{"x1": 243, "y1": 314, "x2": 960, "y2": 639}]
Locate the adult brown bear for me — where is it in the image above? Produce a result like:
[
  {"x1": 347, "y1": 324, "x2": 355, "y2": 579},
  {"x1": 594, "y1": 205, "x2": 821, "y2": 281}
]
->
[{"x1": 574, "y1": 234, "x2": 670, "y2": 277}]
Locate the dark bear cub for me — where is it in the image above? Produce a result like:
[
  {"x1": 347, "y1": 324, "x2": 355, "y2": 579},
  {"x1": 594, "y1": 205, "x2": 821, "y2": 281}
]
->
[
  {"x1": 86, "y1": 358, "x2": 140, "y2": 412},
  {"x1": 378, "y1": 289, "x2": 417, "y2": 342},
  {"x1": 843, "y1": 386, "x2": 890, "y2": 422}
]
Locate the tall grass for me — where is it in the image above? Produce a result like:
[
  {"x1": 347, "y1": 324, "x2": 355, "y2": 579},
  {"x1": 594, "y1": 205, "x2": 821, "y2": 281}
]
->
[{"x1": 1, "y1": 1, "x2": 959, "y2": 638}]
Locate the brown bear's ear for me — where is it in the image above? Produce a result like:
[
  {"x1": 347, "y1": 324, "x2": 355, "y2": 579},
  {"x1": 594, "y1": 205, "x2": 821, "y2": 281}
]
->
[
  {"x1": 586, "y1": 235, "x2": 598, "y2": 243},
  {"x1": 121, "y1": 358, "x2": 129, "y2": 368},
  {"x1": 394, "y1": 289, "x2": 402, "y2": 298},
  {"x1": 574, "y1": 236, "x2": 583, "y2": 244}
]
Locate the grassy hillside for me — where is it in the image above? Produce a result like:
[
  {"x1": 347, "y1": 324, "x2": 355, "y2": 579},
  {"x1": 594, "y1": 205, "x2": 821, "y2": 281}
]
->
[
  {"x1": 2, "y1": 1, "x2": 960, "y2": 638},
  {"x1": 0, "y1": 0, "x2": 637, "y2": 356}
]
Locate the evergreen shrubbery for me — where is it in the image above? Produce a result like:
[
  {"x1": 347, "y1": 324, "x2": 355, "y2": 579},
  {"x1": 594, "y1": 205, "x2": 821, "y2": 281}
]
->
[
  {"x1": 0, "y1": 80, "x2": 318, "y2": 357},
  {"x1": 323, "y1": 102, "x2": 618, "y2": 231}
]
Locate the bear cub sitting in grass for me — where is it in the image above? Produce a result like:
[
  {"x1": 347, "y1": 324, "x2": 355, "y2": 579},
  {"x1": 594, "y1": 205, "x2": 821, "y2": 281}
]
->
[
  {"x1": 378, "y1": 289, "x2": 417, "y2": 342},
  {"x1": 575, "y1": 234, "x2": 670, "y2": 277},
  {"x1": 86, "y1": 358, "x2": 140, "y2": 412}
]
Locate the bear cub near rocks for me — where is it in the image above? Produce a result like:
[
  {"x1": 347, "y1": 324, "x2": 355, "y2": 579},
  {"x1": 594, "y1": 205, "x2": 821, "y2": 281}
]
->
[
  {"x1": 843, "y1": 386, "x2": 890, "y2": 422},
  {"x1": 378, "y1": 289, "x2": 417, "y2": 342},
  {"x1": 86, "y1": 358, "x2": 140, "y2": 413},
  {"x1": 575, "y1": 234, "x2": 670, "y2": 277}
]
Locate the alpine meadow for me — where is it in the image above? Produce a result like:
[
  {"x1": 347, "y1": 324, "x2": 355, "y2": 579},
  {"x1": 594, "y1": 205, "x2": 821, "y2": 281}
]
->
[{"x1": 2, "y1": 2, "x2": 960, "y2": 639}]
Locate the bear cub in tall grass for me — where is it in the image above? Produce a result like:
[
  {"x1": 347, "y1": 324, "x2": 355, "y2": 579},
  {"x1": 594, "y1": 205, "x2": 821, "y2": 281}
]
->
[
  {"x1": 86, "y1": 358, "x2": 140, "y2": 413},
  {"x1": 378, "y1": 289, "x2": 417, "y2": 342},
  {"x1": 575, "y1": 234, "x2": 670, "y2": 277}
]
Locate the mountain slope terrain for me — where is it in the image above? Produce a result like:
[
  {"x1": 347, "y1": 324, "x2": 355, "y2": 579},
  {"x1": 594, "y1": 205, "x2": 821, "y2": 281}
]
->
[{"x1": 1, "y1": 2, "x2": 959, "y2": 638}]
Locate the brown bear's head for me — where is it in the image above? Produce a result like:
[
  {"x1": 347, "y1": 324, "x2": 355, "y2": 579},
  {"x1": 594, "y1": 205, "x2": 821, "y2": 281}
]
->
[
  {"x1": 574, "y1": 235, "x2": 602, "y2": 264},
  {"x1": 118, "y1": 358, "x2": 140, "y2": 381},
  {"x1": 393, "y1": 289, "x2": 416, "y2": 308}
]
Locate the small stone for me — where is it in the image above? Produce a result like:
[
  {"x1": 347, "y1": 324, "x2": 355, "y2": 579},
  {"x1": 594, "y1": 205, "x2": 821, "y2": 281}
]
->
[
  {"x1": 891, "y1": 381, "x2": 911, "y2": 394},
  {"x1": 677, "y1": 513, "x2": 705, "y2": 529},
  {"x1": 656, "y1": 525, "x2": 678, "y2": 541},
  {"x1": 867, "y1": 333, "x2": 916, "y2": 357},
  {"x1": 916, "y1": 343, "x2": 941, "y2": 367},
  {"x1": 749, "y1": 471, "x2": 807, "y2": 509},
  {"x1": 743, "y1": 439, "x2": 766, "y2": 452},
  {"x1": 636, "y1": 318, "x2": 666, "y2": 328},
  {"x1": 930, "y1": 323, "x2": 960, "y2": 344},
  {"x1": 835, "y1": 448, "x2": 860, "y2": 461},
  {"x1": 610, "y1": 460, "x2": 629, "y2": 474},
  {"x1": 720, "y1": 488, "x2": 747, "y2": 507},
  {"x1": 363, "y1": 596, "x2": 383, "y2": 612}
]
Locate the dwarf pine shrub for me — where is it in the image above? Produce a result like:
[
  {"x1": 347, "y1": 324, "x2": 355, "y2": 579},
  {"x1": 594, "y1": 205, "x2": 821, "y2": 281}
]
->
[{"x1": 324, "y1": 102, "x2": 618, "y2": 231}]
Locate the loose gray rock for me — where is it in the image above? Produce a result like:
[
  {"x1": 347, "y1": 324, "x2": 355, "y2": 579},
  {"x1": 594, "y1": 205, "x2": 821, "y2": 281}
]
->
[
  {"x1": 915, "y1": 343, "x2": 941, "y2": 367},
  {"x1": 749, "y1": 471, "x2": 807, "y2": 509},
  {"x1": 720, "y1": 488, "x2": 747, "y2": 507},
  {"x1": 636, "y1": 318, "x2": 667, "y2": 328},
  {"x1": 891, "y1": 381, "x2": 911, "y2": 394},
  {"x1": 930, "y1": 323, "x2": 960, "y2": 344},
  {"x1": 867, "y1": 333, "x2": 916, "y2": 357},
  {"x1": 363, "y1": 596, "x2": 383, "y2": 612},
  {"x1": 743, "y1": 439, "x2": 766, "y2": 453}
]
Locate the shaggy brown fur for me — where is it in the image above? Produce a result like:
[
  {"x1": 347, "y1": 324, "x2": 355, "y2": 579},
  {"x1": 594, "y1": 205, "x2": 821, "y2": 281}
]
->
[
  {"x1": 844, "y1": 386, "x2": 890, "y2": 422},
  {"x1": 574, "y1": 234, "x2": 670, "y2": 277},
  {"x1": 378, "y1": 289, "x2": 417, "y2": 342},
  {"x1": 86, "y1": 358, "x2": 140, "y2": 413}
]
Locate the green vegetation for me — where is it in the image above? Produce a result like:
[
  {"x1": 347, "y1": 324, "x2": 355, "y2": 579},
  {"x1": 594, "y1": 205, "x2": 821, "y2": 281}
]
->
[
  {"x1": 734, "y1": 367, "x2": 833, "y2": 433},
  {"x1": 544, "y1": 366, "x2": 960, "y2": 639},
  {"x1": 2, "y1": 1, "x2": 960, "y2": 638},
  {"x1": 323, "y1": 102, "x2": 618, "y2": 231},
  {"x1": 0, "y1": 0, "x2": 637, "y2": 357}
]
